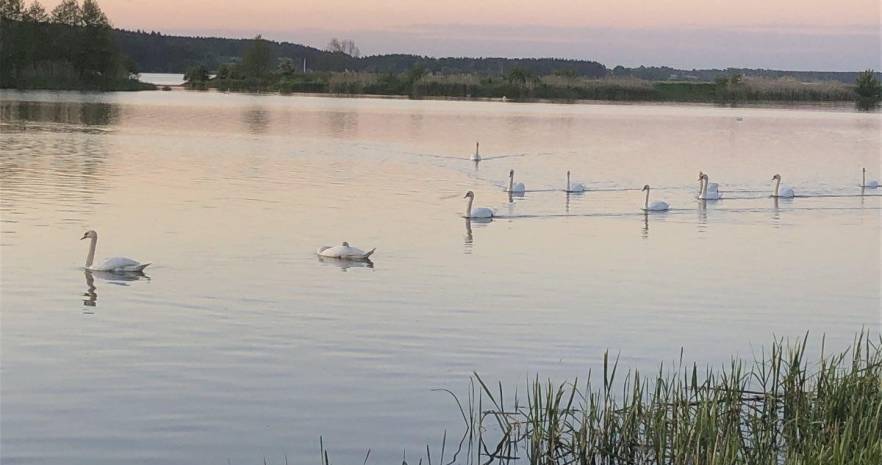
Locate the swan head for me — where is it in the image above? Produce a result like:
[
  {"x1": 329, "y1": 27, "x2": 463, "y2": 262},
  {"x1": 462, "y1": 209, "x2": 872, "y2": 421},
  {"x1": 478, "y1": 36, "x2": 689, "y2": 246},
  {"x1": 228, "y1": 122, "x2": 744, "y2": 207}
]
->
[
  {"x1": 698, "y1": 171, "x2": 704, "y2": 180},
  {"x1": 81, "y1": 230, "x2": 97, "y2": 240},
  {"x1": 567, "y1": 170, "x2": 571, "y2": 176},
  {"x1": 342, "y1": 241, "x2": 350, "y2": 247},
  {"x1": 642, "y1": 184, "x2": 650, "y2": 191},
  {"x1": 509, "y1": 169, "x2": 515, "y2": 178},
  {"x1": 464, "y1": 191, "x2": 475, "y2": 199}
]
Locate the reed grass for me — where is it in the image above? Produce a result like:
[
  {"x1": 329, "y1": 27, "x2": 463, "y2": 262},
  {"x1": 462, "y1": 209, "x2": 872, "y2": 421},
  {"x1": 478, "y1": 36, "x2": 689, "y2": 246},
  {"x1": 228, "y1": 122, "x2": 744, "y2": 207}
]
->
[{"x1": 444, "y1": 333, "x2": 882, "y2": 465}]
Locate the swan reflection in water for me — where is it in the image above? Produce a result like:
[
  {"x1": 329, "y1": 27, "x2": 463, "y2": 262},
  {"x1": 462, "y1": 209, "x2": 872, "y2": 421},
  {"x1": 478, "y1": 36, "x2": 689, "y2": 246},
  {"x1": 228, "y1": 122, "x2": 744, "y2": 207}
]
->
[
  {"x1": 464, "y1": 216, "x2": 492, "y2": 252},
  {"x1": 316, "y1": 255, "x2": 374, "y2": 271},
  {"x1": 641, "y1": 212, "x2": 649, "y2": 239},
  {"x1": 82, "y1": 269, "x2": 150, "y2": 307}
]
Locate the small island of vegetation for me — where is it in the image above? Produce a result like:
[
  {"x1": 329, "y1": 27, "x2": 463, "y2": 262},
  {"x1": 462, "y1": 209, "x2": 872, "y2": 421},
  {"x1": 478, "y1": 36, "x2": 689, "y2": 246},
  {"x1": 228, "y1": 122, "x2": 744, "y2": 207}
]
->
[{"x1": 0, "y1": 0, "x2": 154, "y2": 91}]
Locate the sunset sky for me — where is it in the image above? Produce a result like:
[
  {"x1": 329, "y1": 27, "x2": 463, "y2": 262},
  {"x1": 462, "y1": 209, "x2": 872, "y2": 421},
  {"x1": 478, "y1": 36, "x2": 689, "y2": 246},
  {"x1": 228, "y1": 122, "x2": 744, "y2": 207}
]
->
[{"x1": 42, "y1": 0, "x2": 882, "y2": 70}]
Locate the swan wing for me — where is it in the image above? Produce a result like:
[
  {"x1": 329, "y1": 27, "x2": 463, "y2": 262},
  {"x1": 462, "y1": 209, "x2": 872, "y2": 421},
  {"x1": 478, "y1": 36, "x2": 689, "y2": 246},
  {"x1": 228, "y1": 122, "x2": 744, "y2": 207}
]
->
[
  {"x1": 92, "y1": 257, "x2": 149, "y2": 272},
  {"x1": 318, "y1": 245, "x2": 375, "y2": 259},
  {"x1": 470, "y1": 207, "x2": 494, "y2": 218},
  {"x1": 648, "y1": 201, "x2": 670, "y2": 211}
]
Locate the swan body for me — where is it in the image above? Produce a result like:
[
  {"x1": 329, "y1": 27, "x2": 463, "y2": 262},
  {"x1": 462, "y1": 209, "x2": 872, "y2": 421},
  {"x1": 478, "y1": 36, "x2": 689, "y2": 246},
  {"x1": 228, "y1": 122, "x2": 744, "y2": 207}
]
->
[
  {"x1": 698, "y1": 174, "x2": 722, "y2": 200},
  {"x1": 81, "y1": 230, "x2": 150, "y2": 272},
  {"x1": 470, "y1": 142, "x2": 481, "y2": 161},
  {"x1": 506, "y1": 169, "x2": 525, "y2": 193},
  {"x1": 771, "y1": 174, "x2": 795, "y2": 198},
  {"x1": 317, "y1": 242, "x2": 375, "y2": 260},
  {"x1": 641, "y1": 185, "x2": 670, "y2": 212},
  {"x1": 565, "y1": 171, "x2": 586, "y2": 193},
  {"x1": 464, "y1": 191, "x2": 494, "y2": 218},
  {"x1": 861, "y1": 168, "x2": 879, "y2": 188}
]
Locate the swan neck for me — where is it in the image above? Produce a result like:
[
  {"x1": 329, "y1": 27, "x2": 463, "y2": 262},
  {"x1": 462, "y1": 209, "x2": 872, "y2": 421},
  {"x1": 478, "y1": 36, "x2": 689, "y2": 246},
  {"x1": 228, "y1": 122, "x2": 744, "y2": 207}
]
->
[
  {"x1": 466, "y1": 196, "x2": 474, "y2": 217},
  {"x1": 700, "y1": 177, "x2": 707, "y2": 197},
  {"x1": 86, "y1": 236, "x2": 97, "y2": 268},
  {"x1": 644, "y1": 188, "x2": 650, "y2": 209},
  {"x1": 862, "y1": 170, "x2": 866, "y2": 186},
  {"x1": 567, "y1": 172, "x2": 570, "y2": 191},
  {"x1": 508, "y1": 175, "x2": 513, "y2": 192},
  {"x1": 774, "y1": 177, "x2": 780, "y2": 197}
]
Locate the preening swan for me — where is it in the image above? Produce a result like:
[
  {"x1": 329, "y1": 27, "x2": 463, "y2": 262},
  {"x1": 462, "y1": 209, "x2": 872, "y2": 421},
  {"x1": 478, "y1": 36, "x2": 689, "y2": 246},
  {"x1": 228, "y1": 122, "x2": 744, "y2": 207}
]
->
[
  {"x1": 507, "y1": 169, "x2": 525, "y2": 193},
  {"x1": 861, "y1": 168, "x2": 879, "y2": 188},
  {"x1": 641, "y1": 185, "x2": 670, "y2": 212},
  {"x1": 771, "y1": 174, "x2": 795, "y2": 198},
  {"x1": 470, "y1": 142, "x2": 481, "y2": 161},
  {"x1": 697, "y1": 171, "x2": 719, "y2": 196},
  {"x1": 317, "y1": 242, "x2": 375, "y2": 260},
  {"x1": 80, "y1": 230, "x2": 150, "y2": 272},
  {"x1": 565, "y1": 171, "x2": 586, "y2": 193},
  {"x1": 464, "y1": 191, "x2": 494, "y2": 218},
  {"x1": 698, "y1": 173, "x2": 722, "y2": 200}
]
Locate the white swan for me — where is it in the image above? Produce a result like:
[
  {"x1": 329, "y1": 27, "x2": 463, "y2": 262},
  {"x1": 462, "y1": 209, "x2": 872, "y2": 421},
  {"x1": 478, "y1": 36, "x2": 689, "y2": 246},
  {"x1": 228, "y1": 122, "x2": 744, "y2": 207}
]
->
[
  {"x1": 470, "y1": 141, "x2": 481, "y2": 161},
  {"x1": 317, "y1": 242, "x2": 375, "y2": 260},
  {"x1": 565, "y1": 171, "x2": 586, "y2": 193},
  {"x1": 641, "y1": 185, "x2": 670, "y2": 212},
  {"x1": 697, "y1": 171, "x2": 719, "y2": 196},
  {"x1": 861, "y1": 168, "x2": 879, "y2": 188},
  {"x1": 464, "y1": 191, "x2": 494, "y2": 218},
  {"x1": 698, "y1": 173, "x2": 722, "y2": 200},
  {"x1": 771, "y1": 174, "x2": 795, "y2": 198},
  {"x1": 80, "y1": 230, "x2": 150, "y2": 272},
  {"x1": 506, "y1": 169, "x2": 525, "y2": 193}
]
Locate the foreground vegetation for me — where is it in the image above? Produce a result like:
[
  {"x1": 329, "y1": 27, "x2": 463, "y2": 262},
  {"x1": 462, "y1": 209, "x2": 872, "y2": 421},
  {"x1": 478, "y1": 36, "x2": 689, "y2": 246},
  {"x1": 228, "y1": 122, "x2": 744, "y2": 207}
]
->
[
  {"x1": 441, "y1": 334, "x2": 882, "y2": 465},
  {"x1": 0, "y1": 0, "x2": 154, "y2": 91}
]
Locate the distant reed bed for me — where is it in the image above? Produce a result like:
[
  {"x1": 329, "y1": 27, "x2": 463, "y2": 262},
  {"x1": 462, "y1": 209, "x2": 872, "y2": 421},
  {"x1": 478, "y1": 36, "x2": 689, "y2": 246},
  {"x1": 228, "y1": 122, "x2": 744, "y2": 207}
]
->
[{"x1": 212, "y1": 72, "x2": 860, "y2": 104}]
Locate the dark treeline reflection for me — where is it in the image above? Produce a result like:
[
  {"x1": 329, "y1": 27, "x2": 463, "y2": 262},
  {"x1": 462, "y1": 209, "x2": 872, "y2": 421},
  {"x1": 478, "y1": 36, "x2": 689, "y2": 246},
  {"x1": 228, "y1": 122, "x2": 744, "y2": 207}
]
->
[{"x1": 1, "y1": 100, "x2": 120, "y2": 126}]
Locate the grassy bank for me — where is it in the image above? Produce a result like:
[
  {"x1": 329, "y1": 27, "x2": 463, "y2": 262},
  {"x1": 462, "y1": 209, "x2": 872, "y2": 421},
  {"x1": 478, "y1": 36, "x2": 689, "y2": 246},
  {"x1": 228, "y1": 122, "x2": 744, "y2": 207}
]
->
[
  {"x1": 205, "y1": 72, "x2": 857, "y2": 104},
  {"x1": 445, "y1": 334, "x2": 881, "y2": 465}
]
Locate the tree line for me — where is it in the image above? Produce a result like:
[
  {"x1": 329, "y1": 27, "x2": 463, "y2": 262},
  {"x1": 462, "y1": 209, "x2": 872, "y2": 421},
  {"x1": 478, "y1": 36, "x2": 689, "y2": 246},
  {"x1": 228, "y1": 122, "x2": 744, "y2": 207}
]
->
[{"x1": 0, "y1": 0, "x2": 151, "y2": 90}]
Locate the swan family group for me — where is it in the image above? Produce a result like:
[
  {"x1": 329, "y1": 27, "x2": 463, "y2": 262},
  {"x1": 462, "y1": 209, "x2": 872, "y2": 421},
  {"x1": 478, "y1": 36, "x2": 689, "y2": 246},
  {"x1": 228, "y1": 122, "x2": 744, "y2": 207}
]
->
[{"x1": 79, "y1": 142, "x2": 879, "y2": 273}]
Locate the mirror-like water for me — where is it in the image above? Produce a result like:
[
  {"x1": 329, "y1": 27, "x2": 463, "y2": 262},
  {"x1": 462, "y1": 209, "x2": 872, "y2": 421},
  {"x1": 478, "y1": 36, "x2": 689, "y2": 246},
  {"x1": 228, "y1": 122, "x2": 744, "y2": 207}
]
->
[{"x1": 1, "y1": 89, "x2": 880, "y2": 464}]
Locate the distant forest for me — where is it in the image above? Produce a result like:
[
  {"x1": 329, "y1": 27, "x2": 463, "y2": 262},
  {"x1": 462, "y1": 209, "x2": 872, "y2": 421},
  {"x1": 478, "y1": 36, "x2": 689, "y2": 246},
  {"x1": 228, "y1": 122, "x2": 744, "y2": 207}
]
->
[{"x1": 115, "y1": 29, "x2": 873, "y2": 84}]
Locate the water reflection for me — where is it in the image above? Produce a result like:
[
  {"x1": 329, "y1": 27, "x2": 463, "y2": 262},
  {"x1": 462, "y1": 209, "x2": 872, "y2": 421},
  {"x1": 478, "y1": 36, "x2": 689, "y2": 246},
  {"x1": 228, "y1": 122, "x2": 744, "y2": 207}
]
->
[
  {"x1": 242, "y1": 106, "x2": 270, "y2": 134},
  {"x1": 464, "y1": 218, "x2": 473, "y2": 252},
  {"x1": 1, "y1": 100, "x2": 119, "y2": 127},
  {"x1": 316, "y1": 255, "x2": 374, "y2": 271},
  {"x1": 641, "y1": 212, "x2": 650, "y2": 239},
  {"x1": 82, "y1": 269, "x2": 149, "y2": 307}
]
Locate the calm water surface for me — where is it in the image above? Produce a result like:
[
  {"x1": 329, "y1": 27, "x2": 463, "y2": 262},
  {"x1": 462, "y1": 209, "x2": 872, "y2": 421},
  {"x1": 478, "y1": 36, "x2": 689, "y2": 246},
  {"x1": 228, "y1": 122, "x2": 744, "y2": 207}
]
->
[{"x1": 1, "y1": 89, "x2": 880, "y2": 464}]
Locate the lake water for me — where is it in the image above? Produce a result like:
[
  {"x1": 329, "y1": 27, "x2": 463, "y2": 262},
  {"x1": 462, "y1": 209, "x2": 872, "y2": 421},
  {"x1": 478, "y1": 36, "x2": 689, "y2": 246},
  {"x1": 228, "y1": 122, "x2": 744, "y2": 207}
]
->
[{"x1": 1, "y1": 88, "x2": 880, "y2": 465}]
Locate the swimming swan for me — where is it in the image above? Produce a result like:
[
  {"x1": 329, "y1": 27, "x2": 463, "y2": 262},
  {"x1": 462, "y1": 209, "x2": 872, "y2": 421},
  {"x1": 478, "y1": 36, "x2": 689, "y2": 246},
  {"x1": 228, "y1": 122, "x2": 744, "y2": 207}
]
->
[
  {"x1": 641, "y1": 185, "x2": 670, "y2": 211},
  {"x1": 317, "y1": 242, "x2": 375, "y2": 260},
  {"x1": 507, "y1": 169, "x2": 525, "y2": 193},
  {"x1": 771, "y1": 174, "x2": 795, "y2": 198},
  {"x1": 698, "y1": 173, "x2": 722, "y2": 200},
  {"x1": 464, "y1": 191, "x2": 494, "y2": 218},
  {"x1": 861, "y1": 168, "x2": 879, "y2": 188},
  {"x1": 470, "y1": 142, "x2": 481, "y2": 161},
  {"x1": 80, "y1": 230, "x2": 150, "y2": 272},
  {"x1": 566, "y1": 171, "x2": 586, "y2": 193},
  {"x1": 697, "y1": 171, "x2": 719, "y2": 196}
]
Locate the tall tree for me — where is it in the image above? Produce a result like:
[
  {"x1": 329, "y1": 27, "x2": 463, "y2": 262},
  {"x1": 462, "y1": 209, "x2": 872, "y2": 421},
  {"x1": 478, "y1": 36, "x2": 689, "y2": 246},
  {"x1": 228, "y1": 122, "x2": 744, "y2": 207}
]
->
[
  {"x1": 242, "y1": 35, "x2": 271, "y2": 79},
  {"x1": 80, "y1": 0, "x2": 107, "y2": 27},
  {"x1": 0, "y1": 0, "x2": 25, "y2": 20},
  {"x1": 51, "y1": 0, "x2": 80, "y2": 26},
  {"x1": 23, "y1": 1, "x2": 48, "y2": 22}
]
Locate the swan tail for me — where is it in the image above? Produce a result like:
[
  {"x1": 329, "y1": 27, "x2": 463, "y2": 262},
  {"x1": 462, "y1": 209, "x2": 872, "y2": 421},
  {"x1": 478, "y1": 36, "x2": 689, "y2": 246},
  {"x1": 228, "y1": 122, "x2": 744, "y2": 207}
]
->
[
  {"x1": 363, "y1": 248, "x2": 376, "y2": 259},
  {"x1": 133, "y1": 263, "x2": 151, "y2": 272}
]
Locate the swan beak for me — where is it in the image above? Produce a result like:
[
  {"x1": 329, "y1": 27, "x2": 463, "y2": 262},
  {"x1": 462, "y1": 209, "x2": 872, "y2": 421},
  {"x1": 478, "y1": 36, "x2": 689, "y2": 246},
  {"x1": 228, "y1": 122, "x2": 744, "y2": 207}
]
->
[{"x1": 80, "y1": 234, "x2": 88, "y2": 240}]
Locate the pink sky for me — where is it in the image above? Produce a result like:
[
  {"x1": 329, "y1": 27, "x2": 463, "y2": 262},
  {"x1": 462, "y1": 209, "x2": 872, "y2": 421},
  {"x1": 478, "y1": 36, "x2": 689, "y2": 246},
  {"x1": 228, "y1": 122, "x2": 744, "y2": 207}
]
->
[{"x1": 40, "y1": 0, "x2": 882, "y2": 70}]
